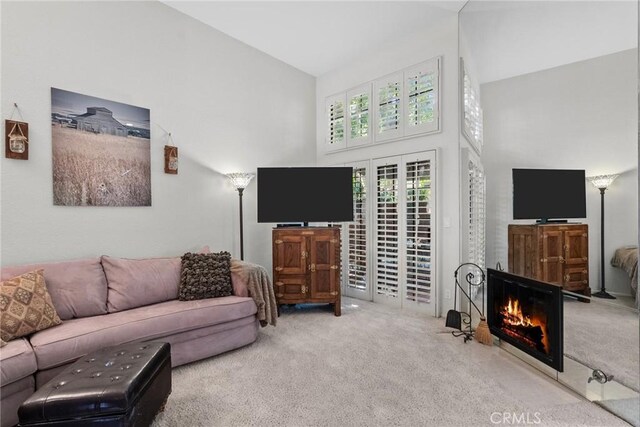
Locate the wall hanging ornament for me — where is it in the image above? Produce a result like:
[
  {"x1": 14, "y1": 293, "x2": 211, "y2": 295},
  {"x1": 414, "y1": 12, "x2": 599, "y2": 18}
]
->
[
  {"x1": 5, "y1": 104, "x2": 29, "y2": 160},
  {"x1": 164, "y1": 145, "x2": 178, "y2": 174},
  {"x1": 164, "y1": 132, "x2": 178, "y2": 174}
]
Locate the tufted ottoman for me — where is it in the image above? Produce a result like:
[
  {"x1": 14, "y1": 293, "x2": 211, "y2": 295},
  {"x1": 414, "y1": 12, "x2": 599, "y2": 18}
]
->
[{"x1": 18, "y1": 342, "x2": 171, "y2": 426}]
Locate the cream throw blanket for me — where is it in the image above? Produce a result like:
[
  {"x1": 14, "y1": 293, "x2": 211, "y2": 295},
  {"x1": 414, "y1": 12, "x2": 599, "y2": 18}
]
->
[{"x1": 231, "y1": 260, "x2": 277, "y2": 326}]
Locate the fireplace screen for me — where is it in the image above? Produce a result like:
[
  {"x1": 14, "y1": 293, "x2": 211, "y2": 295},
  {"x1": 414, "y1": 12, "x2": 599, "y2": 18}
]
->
[{"x1": 487, "y1": 269, "x2": 563, "y2": 371}]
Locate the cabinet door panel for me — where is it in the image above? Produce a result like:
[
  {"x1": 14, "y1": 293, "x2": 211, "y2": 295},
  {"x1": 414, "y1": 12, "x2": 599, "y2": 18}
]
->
[
  {"x1": 564, "y1": 229, "x2": 588, "y2": 266},
  {"x1": 310, "y1": 233, "x2": 338, "y2": 299},
  {"x1": 508, "y1": 226, "x2": 536, "y2": 278},
  {"x1": 541, "y1": 230, "x2": 563, "y2": 284},
  {"x1": 274, "y1": 235, "x2": 306, "y2": 275}
]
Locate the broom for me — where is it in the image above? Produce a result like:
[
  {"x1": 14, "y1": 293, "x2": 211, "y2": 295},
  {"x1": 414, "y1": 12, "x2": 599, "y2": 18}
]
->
[{"x1": 474, "y1": 317, "x2": 492, "y2": 346}]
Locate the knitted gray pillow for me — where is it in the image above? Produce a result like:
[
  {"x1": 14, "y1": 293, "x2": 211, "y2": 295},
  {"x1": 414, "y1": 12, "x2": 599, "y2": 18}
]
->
[{"x1": 178, "y1": 252, "x2": 233, "y2": 301}]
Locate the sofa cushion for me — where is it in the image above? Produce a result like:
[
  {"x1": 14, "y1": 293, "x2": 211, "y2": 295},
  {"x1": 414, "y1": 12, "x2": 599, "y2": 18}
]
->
[
  {"x1": 0, "y1": 338, "x2": 37, "y2": 386},
  {"x1": 102, "y1": 256, "x2": 181, "y2": 313},
  {"x1": 1, "y1": 258, "x2": 107, "y2": 320},
  {"x1": 29, "y1": 296, "x2": 257, "y2": 370},
  {"x1": 179, "y1": 252, "x2": 233, "y2": 301},
  {"x1": 1, "y1": 270, "x2": 62, "y2": 343}
]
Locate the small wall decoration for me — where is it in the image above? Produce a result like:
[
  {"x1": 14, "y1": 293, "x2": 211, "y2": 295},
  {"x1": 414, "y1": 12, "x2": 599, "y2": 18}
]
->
[
  {"x1": 5, "y1": 119, "x2": 29, "y2": 160},
  {"x1": 164, "y1": 145, "x2": 178, "y2": 174},
  {"x1": 51, "y1": 88, "x2": 151, "y2": 206}
]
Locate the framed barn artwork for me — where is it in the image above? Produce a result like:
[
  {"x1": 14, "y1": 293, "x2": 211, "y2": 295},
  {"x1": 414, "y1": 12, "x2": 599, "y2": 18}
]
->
[{"x1": 51, "y1": 88, "x2": 151, "y2": 206}]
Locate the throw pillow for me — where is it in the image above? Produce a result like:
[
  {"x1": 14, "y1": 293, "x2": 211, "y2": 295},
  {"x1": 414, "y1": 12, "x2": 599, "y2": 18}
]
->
[
  {"x1": 0, "y1": 269, "x2": 62, "y2": 343},
  {"x1": 179, "y1": 252, "x2": 233, "y2": 301}
]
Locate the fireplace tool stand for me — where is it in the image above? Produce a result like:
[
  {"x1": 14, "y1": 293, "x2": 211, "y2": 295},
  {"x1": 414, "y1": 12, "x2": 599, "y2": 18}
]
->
[{"x1": 447, "y1": 263, "x2": 488, "y2": 343}]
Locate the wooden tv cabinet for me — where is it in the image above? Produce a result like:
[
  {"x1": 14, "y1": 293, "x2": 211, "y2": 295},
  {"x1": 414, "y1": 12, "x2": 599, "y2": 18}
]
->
[
  {"x1": 508, "y1": 223, "x2": 591, "y2": 299},
  {"x1": 272, "y1": 227, "x2": 341, "y2": 316}
]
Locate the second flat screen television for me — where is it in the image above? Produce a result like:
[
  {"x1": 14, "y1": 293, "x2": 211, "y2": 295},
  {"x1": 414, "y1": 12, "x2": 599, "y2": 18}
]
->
[
  {"x1": 512, "y1": 168, "x2": 586, "y2": 222},
  {"x1": 257, "y1": 167, "x2": 354, "y2": 223}
]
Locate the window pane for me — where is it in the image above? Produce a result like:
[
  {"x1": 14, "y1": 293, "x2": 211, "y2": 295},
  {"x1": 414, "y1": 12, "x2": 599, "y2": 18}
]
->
[
  {"x1": 350, "y1": 93, "x2": 369, "y2": 139},
  {"x1": 328, "y1": 99, "x2": 345, "y2": 145},
  {"x1": 407, "y1": 72, "x2": 436, "y2": 127},
  {"x1": 378, "y1": 82, "x2": 400, "y2": 134}
]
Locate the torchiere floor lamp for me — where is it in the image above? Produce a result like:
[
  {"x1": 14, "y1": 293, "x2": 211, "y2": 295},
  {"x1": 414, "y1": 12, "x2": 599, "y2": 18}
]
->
[
  {"x1": 226, "y1": 172, "x2": 255, "y2": 261},
  {"x1": 587, "y1": 174, "x2": 619, "y2": 299}
]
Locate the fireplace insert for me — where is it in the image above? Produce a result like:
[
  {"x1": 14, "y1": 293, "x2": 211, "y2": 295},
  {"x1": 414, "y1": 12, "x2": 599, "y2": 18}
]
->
[{"x1": 487, "y1": 269, "x2": 563, "y2": 371}]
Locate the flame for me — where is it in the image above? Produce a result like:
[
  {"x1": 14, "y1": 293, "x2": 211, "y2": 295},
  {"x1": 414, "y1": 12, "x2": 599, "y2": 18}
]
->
[
  {"x1": 499, "y1": 297, "x2": 549, "y2": 354},
  {"x1": 503, "y1": 297, "x2": 534, "y2": 327}
]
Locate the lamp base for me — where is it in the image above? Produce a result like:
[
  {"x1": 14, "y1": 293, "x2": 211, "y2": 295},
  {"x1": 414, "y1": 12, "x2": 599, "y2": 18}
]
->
[{"x1": 592, "y1": 290, "x2": 616, "y2": 299}]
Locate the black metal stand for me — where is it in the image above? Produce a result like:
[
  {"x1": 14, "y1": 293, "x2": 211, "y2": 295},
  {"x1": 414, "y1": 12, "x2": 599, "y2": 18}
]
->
[
  {"x1": 237, "y1": 188, "x2": 245, "y2": 261},
  {"x1": 593, "y1": 187, "x2": 615, "y2": 299},
  {"x1": 450, "y1": 263, "x2": 486, "y2": 343}
]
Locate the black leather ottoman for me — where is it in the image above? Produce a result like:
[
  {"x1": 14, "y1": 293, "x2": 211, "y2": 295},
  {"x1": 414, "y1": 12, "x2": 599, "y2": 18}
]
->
[{"x1": 18, "y1": 342, "x2": 171, "y2": 427}]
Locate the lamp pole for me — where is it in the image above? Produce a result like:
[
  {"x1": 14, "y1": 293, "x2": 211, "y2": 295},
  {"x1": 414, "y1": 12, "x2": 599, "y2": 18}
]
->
[
  {"x1": 238, "y1": 187, "x2": 245, "y2": 260},
  {"x1": 226, "y1": 172, "x2": 255, "y2": 261},
  {"x1": 595, "y1": 187, "x2": 614, "y2": 298},
  {"x1": 587, "y1": 174, "x2": 618, "y2": 299}
]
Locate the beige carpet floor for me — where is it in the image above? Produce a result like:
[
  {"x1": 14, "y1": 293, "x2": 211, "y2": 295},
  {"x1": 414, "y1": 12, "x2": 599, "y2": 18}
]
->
[
  {"x1": 563, "y1": 297, "x2": 639, "y2": 392},
  {"x1": 153, "y1": 298, "x2": 629, "y2": 427}
]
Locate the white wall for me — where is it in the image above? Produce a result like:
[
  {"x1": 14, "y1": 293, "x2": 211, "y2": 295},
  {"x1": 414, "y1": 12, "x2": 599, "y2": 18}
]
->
[
  {"x1": 482, "y1": 49, "x2": 638, "y2": 296},
  {"x1": 0, "y1": 1, "x2": 316, "y2": 270},
  {"x1": 315, "y1": 15, "x2": 460, "y2": 315}
]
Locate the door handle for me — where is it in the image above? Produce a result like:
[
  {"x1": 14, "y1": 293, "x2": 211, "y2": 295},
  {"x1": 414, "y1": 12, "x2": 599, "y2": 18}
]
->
[{"x1": 310, "y1": 263, "x2": 316, "y2": 272}]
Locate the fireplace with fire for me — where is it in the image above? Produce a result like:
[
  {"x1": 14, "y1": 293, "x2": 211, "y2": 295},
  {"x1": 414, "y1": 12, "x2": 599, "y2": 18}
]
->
[{"x1": 487, "y1": 269, "x2": 563, "y2": 371}]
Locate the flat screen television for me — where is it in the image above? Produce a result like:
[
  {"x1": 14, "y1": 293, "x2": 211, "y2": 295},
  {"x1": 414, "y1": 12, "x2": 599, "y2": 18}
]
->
[
  {"x1": 257, "y1": 167, "x2": 354, "y2": 224},
  {"x1": 512, "y1": 169, "x2": 586, "y2": 223}
]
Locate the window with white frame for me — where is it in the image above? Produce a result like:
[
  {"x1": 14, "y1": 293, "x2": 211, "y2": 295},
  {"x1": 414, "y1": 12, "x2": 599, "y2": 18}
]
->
[
  {"x1": 405, "y1": 59, "x2": 440, "y2": 136},
  {"x1": 326, "y1": 94, "x2": 346, "y2": 149},
  {"x1": 461, "y1": 58, "x2": 483, "y2": 153},
  {"x1": 405, "y1": 158, "x2": 433, "y2": 305},
  {"x1": 347, "y1": 166, "x2": 368, "y2": 294},
  {"x1": 347, "y1": 85, "x2": 371, "y2": 146},
  {"x1": 467, "y1": 159, "x2": 486, "y2": 270},
  {"x1": 374, "y1": 161, "x2": 400, "y2": 299},
  {"x1": 372, "y1": 151, "x2": 436, "y2": 315},
  {"x1": 374, "y1": 73, "x2": 403, "y2": 142},
  {"x1": 325, "y1": 57, "x2": 441, "y2": 151}
]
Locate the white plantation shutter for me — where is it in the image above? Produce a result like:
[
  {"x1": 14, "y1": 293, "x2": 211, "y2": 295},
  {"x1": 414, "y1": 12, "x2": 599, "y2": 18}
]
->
[
  {"x1": 346, "y1": 163, "x2": 370, "y2": 298},
  {"x1": 374, "y1": 159, "x2": 400, "y2": 299},
  {"x1": 373, "y1": 151, "x2": 436, "y2": 315},
  {"x1": 326, "y1": 94, "x2": 347, "y2": 150},
  {"x1": 461, "y1": 59, "x2": 483, "y2": 153},
  {"x1": 347, "y1": 85, "x2": 372, "y2": 146},
  {"x1": 374, "y1": 73, "x2": 403, "y2": 142},
  {"x1": 468, "y1": 159, "x2": 486, "y2": 270},
  {"x1": 404, "y1": 157, "x2": 433, "y2": 305},
  {"x1": 405, "y1": 58, "x2": 440, "y2": 136}
]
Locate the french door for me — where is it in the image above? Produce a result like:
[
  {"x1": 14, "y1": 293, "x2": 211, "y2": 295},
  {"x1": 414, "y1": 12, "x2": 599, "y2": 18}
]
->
[
  {"x1": 343, "y1": 161, "x2": 372, "y2": 300},
  {"x1": 372, "y1": 151, "x2": 436, "y2": 314}
]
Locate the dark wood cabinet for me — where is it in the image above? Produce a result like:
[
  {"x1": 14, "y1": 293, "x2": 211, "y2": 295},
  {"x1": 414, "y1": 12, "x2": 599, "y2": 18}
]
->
[
  {"x1": 272, "y1": 227, "x2": 341, "y2": 316},
  {"x1": 508, "y1": 224, "x2": 590, "y2": 298}
]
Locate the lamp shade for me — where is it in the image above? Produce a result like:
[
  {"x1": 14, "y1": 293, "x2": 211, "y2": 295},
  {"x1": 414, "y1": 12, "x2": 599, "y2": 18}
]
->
[
  {"x1": 586, "y1": 174, "x2": 619, "y2": 190},
  {"x1": 226, "y1": 172, "x2": 255, "y2": 190}
]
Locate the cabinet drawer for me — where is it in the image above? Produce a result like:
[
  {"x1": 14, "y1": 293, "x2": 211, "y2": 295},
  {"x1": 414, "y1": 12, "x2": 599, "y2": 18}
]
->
[
  {"x1": 274, "y1": 276, "x2": 307, "y2": 300},
  {"x1": 563, "y1": 265, "x2": 588, "y2": 291}
]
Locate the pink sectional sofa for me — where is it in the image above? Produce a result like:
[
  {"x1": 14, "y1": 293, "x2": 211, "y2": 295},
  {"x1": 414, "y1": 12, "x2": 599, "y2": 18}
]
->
[{"x1": 0, "y1": 256, "x2": 259, "y2": 427}]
